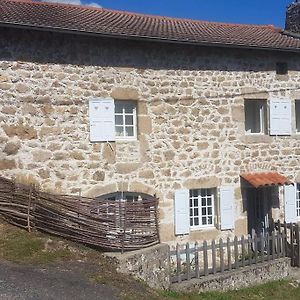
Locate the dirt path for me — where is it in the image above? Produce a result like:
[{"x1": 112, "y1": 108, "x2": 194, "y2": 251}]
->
[{"x1": 0, "y1": 260, "x2": 120, "y2": 300}]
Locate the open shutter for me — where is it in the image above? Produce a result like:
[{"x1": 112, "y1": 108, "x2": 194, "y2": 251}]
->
[
  {"x1": 89, "y1": 98, "x2": 115, "y2": 142},
  {"x1": 174, "y1": 190, "x2": 189, "y2": 235},
  {"x1": 284, "y1": 184, "x2": 297, "y2": 223},
  {"x1": 220, "y1": 186, "x2": 235, "y2": 230},
  {"x1": 270, "y1": 98, "x2": 292, "y2": 135}
]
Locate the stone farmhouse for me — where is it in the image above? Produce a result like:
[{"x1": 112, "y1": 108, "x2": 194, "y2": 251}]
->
[{"x1": 1, "y1": 0, "x2": 300, "y2": 245}]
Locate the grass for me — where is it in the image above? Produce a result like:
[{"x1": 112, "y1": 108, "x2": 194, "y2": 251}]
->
[
  {"x1": 0, "y1": 229, "x2": 74, "y2": 264},
  {"x1": 0, "y1": 223, "x2": 299, "y2": 300},
  {"x1": 161, "y1": 280, "x2": 300, "y2": 300}
]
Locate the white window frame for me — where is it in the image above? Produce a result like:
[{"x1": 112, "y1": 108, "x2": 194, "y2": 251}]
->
[
  {"x1": 296, "y1": 184, "x2": 300, "y2": 219},
  {"x1": 295, "y1": 100, "x2": 300, "y2": 134},
  {"x1": 244, "y1": 100, "x2": 266, "y2": 135},
  {"x1": 114, "y1": 100, "x2": 137, "y2": 141},
  {"x1": 189, "y1": 189, "x2": 215, "y2": 230}
]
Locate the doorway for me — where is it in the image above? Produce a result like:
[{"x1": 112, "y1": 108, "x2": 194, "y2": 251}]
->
[{"x1": 247, "y1": 187, "x2": 274, "y2": 236}]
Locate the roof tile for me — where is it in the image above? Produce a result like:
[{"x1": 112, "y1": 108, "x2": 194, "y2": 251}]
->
[
  {"x1": 1, "y1": 0, "x2": 300, "y2": 51},
  {"x1": 240, "y1": 172, "x2": 291, "y2": 188}
]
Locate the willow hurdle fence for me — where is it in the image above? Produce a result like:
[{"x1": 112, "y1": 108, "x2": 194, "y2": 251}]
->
[{"x1": 0, "y1": 176, "x2": 160, "y2": 252}]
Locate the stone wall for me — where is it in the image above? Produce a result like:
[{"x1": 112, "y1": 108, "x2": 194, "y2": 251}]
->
[
  {"x1": 1, "y1": 27, "x2": 300, "y2": 244},
  {"x1": 109, "y1": 244, "x2": 170, "y2": 290},
  {"x1": 171, "y1": 258, "x2": 291, "y2": 292}
]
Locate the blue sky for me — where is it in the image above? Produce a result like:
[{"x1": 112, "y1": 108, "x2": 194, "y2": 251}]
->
[
  {"x1": 43, "y1": 0, "x2": 293, "y2": 28},
  {"x1": 85, "y1": 0, "x2": 292, "y2": 28}
]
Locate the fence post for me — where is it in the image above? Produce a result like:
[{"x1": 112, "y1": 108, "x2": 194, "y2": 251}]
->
[
  {"x1": 27, "y1": 184, "x2": 32, "y2": 233},
  {"x1": 248, "y1": 235, "x2": 252, "y2": 266},
  {"x1": 154, "y1": 199, "x2": 160, "y2": 243},
  {"x1": 295, "y1": 224, "x2": 300, "y2": 267},
  {"x1": 284, "y1": 221, "x2": 288, "y2": 257},
  {"x1": 266, "y1": 232, "x2": 270, "y2": 261},
  {"x1": 234, "y1": 236, "x2": 239, "y2": 269},
  {"x1": 227, "y1": 237, "x2": 232, "y2": 271},
  {"x1": 220, "y1": 238, "x2": 224, "y2": 273},
  {"x1": 186, "y1": 243, "x2": 191, "y2": 280},
  {"x1": 254, "y1": 234, "x2": 258, "y2": 264},
  {"x1": 176, "y1": 243, "x2": 182, "y2": 283},
  {"x1": 195, "y1": 242, "x2": 200, "y2": 278},
  {"x1": 203, "y1": 240, "x2": 208, "y2": 276},
  {"x1": 291, "y1": 223, "x2": 295, "y2": 266},
  {"x1": 260, "y1": 234, "x2": 265, "y2": 263},
  {"x1": 212, "y1": 240, "x2": 216, "y2": 274},
  {"x1": 241, "y1": 235, "x2": 245, "y2": 267},
  {"x1": 272, "y1": 231, "x2": 275, "y2": 261}
]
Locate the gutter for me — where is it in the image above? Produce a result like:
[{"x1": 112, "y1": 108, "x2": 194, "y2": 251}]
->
[{"x1": 1, "y1": 22, "x2": 300, "y2": 54}]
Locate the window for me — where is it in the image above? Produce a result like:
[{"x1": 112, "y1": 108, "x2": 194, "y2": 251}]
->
[
  {"x1": 189, "y1": 189, "x2": 215, "y2": 229},
  {"x1": 276, "y1": 62, "x2": 288, "y2": 75},
  {"x1": 296, "y1": 184, "x2": 300, "y2": 218},
  {"x1": 115, "y1": 101, "x2": 137, "y2": 140},
  {"x1": 89, "y1": 98, "x2": 137, "y2": 142},
  {"x1": 97, "y1": 192, "x2": 154, "y2": 202},
  {"x1": 296, "y1": 100, "x2": 300, "y2": 133},
  {"x1": 244, "y1": 100, "x2": 266, "y2": 134}
]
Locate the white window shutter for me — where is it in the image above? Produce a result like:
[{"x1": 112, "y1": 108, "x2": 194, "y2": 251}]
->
[
  {"x1": 270, "y1": 98, "x2": 292, "y2": 135},
  {"x1": 89, "y1": 98, "x2": 115, "y2": 142},
  {"x1": 220, "y1": 186, "x2": 235, "y2": 230},
  {"x1": 174, "y1": 190, "x2": 190, "y2": 235},
  {"x1": 284, "y1": 184, "x2": 297, "y2": 223}
]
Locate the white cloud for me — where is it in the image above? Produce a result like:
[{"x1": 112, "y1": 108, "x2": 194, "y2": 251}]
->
[
  {"x1": 86, "y1": 2, "x2": 101, "y2": 8},
  {"x1": 40, "y1": 0, "x2": 101, "y2": 8}
]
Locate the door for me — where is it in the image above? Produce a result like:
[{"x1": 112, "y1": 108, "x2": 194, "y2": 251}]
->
[{"x1": 247, "y1": 187, "x2": 272, "y2": 237}]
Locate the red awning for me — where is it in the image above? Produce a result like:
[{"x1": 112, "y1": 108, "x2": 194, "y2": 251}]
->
[{"x1": 240, "y1": 172, "x2": 291, "y2": 188}]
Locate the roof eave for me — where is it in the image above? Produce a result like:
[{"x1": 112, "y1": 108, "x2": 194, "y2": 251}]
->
[{"x1": 1, "y1": 22, "x2": 300, "y2": 54}]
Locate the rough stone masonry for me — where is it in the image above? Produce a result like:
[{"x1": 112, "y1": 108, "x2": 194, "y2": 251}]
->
[{"x1": 1, "y1": 27, "x2": 300, "y2": 244}]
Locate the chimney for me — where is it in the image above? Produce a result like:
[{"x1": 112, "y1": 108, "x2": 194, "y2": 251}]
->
[{"x1": 286, "y1": 1, "x2": 300, "y2": 33}]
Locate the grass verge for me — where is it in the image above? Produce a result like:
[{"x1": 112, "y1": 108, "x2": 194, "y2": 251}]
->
[{"x1": 161, "y1": 279, "x2": 300, "y2": 300}]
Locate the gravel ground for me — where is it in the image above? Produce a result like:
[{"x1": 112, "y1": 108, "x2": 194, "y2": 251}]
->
[{"x1": 0, "y1": 260, "x2": 119, "y2": 300}]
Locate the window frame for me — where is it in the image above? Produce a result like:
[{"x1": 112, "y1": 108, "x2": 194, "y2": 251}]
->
[
  {"x1": 189, "y1": 188, "x2": 215, "y2": 230},
  {"x1": 296, "y1": 184, "x2": 300, "y2": 219},
  {"x1": 295, "y1": 100, "x2": 300, "y2": 134},
  {"x1": 244, "y1": 99, "x2": 267, "y2": 135},
  {"x1": 114, "y1": 100, "x2": 137, "y2": 141}
]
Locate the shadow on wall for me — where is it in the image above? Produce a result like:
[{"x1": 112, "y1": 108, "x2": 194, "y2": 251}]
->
[{"x1": 0, "y1": 27, "x2": 298, "y2": 72}]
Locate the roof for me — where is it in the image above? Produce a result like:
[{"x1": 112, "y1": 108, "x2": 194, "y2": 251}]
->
[
  {"x1": 240, "y1": 172, "x2": 291, "y2": 188},
  {"x1": 1, "y1": 0, "x2": 300, "y2": 52}
]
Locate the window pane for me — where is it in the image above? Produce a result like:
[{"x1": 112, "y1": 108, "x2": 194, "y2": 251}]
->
[
  {"x1": 208, "y1": 216, "x2": 213, "y2": 225},
  {"x1": 207, "y1": 198, "x2": 212, "y2": 206},
  {"x1": 190, "y1": 208, "x2": 193, "y2": 217},
  {"x1": 202, "y1": 217, "x2": 207, "y2": 225},
  {"x1": 194, "y1": 198, "x2": 198, "y2": 207},
  {"x1": 245, "y1": 100, "x2": 265, "y2": 134},
  {"x1": 202, "y1": 208, "x2": 207, "y2": 216},
  {"x1": 190, "y1": 218, "x2": 193, "y2": 226},
  {"x1": 125, "y1": 126, "x2": 134, "y2": 137},
  {"x1": 208, "y1": 207, "x2": 212, "y2": 215},
  {"x1": 124, "y1": 102, "x2": 135, "y2": 113},
  {"x1": 194, "y1": 208, "x2": 198, "y2": 216},
  {"x1": 115, "y1": 126, "x2": 124, "y2": 137},
  {"x1": 115, "y1": 102, "x2": 123, "y2": 113},
  {"x1": 194, "y1": 218, "x2": 199, "y2": 226},
  {"x1": 115, "y1": 115, "x2": 123, "y2": 125},
  {"x1": 201, "y1": 189, "x2": 207, "y2": 197},
  {"x1": 202, "y1": 198, "x2": 206, "y2": 206},
  {"x1": 296, "y1": 101, "x2": 300, "y2": 132},
  {"x1": 125, "y1": 115, "x2": 134, "y2": 125},
  {"x1": 190, "y1": 199, "x2": 193, "y2": 207}
]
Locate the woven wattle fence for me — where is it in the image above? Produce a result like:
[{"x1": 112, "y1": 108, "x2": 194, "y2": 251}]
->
[{"x1": 0, "y1": 176, "x2": 160, "y2": 251}]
